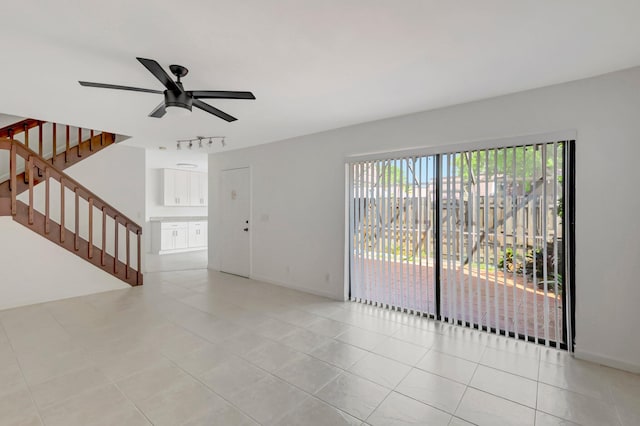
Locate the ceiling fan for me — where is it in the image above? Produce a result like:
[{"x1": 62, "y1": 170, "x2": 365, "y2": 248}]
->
[{"x1": 79, "y1": 57, "x2": 255, "y2": 122}]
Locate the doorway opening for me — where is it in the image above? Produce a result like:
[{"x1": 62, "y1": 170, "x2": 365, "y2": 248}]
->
[{"x1": 145, "y1": 149, "x2": 209, "y2": 273}]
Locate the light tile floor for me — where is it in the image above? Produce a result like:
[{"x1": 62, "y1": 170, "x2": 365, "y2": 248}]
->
[
  {"x1": 0, "y1": 269, "x2": 638, "y2": 425},
  {"x1": 145, "y1": 250, "x2": 208, "y2": 273}
]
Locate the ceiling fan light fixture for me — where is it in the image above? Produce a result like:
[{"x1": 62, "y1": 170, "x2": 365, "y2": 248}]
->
[{"x1": 164, "y1": 90, "x2": 192, "y2": 116}]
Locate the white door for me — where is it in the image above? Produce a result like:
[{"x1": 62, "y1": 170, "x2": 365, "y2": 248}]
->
[{"x1": 220, "y1": 168, "x2": 250, "y2": 277}]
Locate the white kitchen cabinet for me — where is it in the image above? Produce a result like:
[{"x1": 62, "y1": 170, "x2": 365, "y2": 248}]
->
[
  {"x1": 163, "y1": 169, "x2": 207, "y2": 206},
  {"x1": 159, "y1": 222, "x2": 189, "y2": 250},
  {"x1": 163, "y1": 169, "x2": 191, "y2": 206},
  {"x1": 160, "y1": 228, "x2": 174, "y2": 250},
  {"x1": 188, "y1": 221, "x2": 207, "y2": 247},
  {"x1": 189, "y1": 173, "x2": 208, "y2": 206},
  {"x1": 150, "y1": 219, "x2": 208, "y2": 254}
]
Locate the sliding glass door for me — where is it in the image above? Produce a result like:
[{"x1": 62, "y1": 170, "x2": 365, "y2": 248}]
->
[{"x1": 349, "y1": 139, "x2": 573, "y2": 348}]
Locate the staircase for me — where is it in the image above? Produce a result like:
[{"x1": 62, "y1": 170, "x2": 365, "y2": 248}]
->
[{"x1": 0, "y1": 119, "x2": 143, "y2": 286}]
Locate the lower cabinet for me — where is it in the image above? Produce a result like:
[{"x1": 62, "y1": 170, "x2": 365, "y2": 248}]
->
[
  {"x1": 151, "y1": 220, "x2": 207, "y2": 254},
  {"x1": 160, "y1": 223, "x2": 189, "y2": 251},
  {"x1": 188, "y1": 222, "x2": 207, "y2": 248}
]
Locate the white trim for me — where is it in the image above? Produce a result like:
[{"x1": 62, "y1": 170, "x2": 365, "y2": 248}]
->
[
  {"x1": 574, "y1": 349, "x2": 640, "y2": 374},
  {"x1": 344, "y1": 163, "x2": 353, "y2": 302},
  {"x1": 248, "y1": 166, "x2": 253, "y2": 278},
  {"x1": 345, "y1": 129, "x2": 577, "y2": 163},
  {"x1": 250, "y1": 274, "x2": 343, "y2": 301},
  {"x1": 158, "y1": 247, "x2": 206, "y2": 255}
]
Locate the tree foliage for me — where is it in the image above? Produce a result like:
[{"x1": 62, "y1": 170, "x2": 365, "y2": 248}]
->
[{"x1": 451, "y1": 144, "x2": 564, "y2": 183}]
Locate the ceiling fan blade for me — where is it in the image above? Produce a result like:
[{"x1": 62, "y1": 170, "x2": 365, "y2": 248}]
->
[
  {"x1": 191, "y1": 91, "x2": 255, "y2": 100},
  {"x1": 193, "y1": 99, "x2": 237, "y2": 122},
  {"x1": 79, "y1": 81, "x2": 163, "y2": 94},
  {"x1": 149, "y1": 102, "x2": 166, "y2": 118},
  {"x1": 136, "y1": 57, "x2": 182, "y2": 93}
]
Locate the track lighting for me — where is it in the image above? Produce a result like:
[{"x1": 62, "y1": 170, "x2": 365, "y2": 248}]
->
[{"x1": 176, "y1": 136, "x2": 226, "y2": 150}]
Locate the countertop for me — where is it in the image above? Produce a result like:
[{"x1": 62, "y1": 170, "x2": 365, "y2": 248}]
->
[{"x1": 149, "y1": 216, "x2": 208, "y2": 222}]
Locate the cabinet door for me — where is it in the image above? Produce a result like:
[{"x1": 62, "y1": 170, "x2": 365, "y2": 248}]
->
[
  {"x1": 163, "y1": 169, "x2": 178, "y2": 206},
  {"x1": 188, "y1": 222, "x2": 200, "y2": 247},
  {"x1": 174, "y1": 227, "x2": 189, "y2": 249},
  {"x1": 174, "y1": 170, "x2": 191, "y2": 206},
  {"x1": 160, "y1": 229, "x2": 175, "y2": 250},
  {"x1": 199, "y1": 221, "x2": 208, "y2": 246},
  {"x1": 199, "y1": 173, "x2": 208, "y2": 206},
  {"x1": 189, "y1": 173, "x2": 200, "y2": 206},
  {"x1": 188, "y1": 222, "x2": 207, "y2": 247},
  {"x1": 188, "y1": 173, "x2": 208, "y2": 206}
]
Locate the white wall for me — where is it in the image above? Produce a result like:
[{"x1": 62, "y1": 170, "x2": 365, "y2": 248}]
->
[
  {"x1": 209, "y1": 66, "x2": 640, "y2": 372},
  {"x1": 0, "y1": 217, "x2": 128, "y2": 311},
  {"x1": 65, "y1": 143, "x2": 146, "y2": 223}
]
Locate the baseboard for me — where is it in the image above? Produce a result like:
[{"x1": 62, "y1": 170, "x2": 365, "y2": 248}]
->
[
  {"x1": 158, "y1": 247, "x2": 206, "y2": 255},
  {"x1": 574, "y1": 348, "x2": 640, "y2": 374},
  {"x1": 248, "y1": 274, "x2": 342, "y2": 301}
]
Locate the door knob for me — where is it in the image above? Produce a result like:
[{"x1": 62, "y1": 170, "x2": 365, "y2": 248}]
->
[{"x1": 243, "y1": 228, "x2": 249, "y2": 232}]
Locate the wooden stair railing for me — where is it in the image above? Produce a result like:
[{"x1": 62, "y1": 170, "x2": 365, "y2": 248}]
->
[
  {"x1": 0, "y1": 137, "x2": 142, "y2": 286},
  {"x1": 0, "y1": 119, "x2": 116, "y2": 197}
]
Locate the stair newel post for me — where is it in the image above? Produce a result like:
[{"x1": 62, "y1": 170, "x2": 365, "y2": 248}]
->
[
  {"x1": 114, "y1": 216, "x2": 118, "y2": 274},
  {"x1": 74, "y1": 188, "x2": 79, "y2": 251},
  {"x1": 52, "y1": 123, "x2": 57, "y2": 164},
  {"x1": 89, "y1": 130, "x2": 94, "y2": 152},
  {"x1": 45, "y1": 167, "x2": 50, "y2": 234},
  {"x1": 10, "y1": 143, "x2": 16, "y2": 215},
  {"x1": 65, "y1": 125, "x2": 70, "y2": 163},
  {"x1": 38, "y1": 122, "x2": 43, "y2": 157},
  {"x1": 126, "y1": 223, "x2": 130, "y2": 279},
  {"x1": 27, "y1": 157, "x2": 34, "y2": 225},
  {"x1": 23, "y1": 124, "x2": 29, "y2": 184},
  {"x1": 77, "y1": 127, "x2": 82, "y2": 158},
  {"x1": 137, "y1": 230, "x2": 141, "y2": 285},
  {"x1": 101, "y1": 207, "x2": 106, "y2": 266},
  {"x1": 60, "y1": 178, "x2": 65, "y2": 243},
  {"x1": 23, "y1": 123, "x2": 29, "y2": 150},
  {"x1": 88, "y1": 197, "x2": 94, "y2": 259},
  {"x1": 38, "y1": 123, "x2": 44, "y2": 178}
]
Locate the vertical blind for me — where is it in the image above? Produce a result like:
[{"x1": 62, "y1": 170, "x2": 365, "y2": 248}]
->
[{"x1": 349, "y1": 141, "x2": 571, "y2": 347}]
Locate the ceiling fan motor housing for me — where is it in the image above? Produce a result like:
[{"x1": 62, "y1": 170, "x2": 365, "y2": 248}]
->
[{"x1": 164, "y1": 89, "x2": 193, "y2": 111}]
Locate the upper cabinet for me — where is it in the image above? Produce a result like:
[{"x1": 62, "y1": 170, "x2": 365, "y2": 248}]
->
[
  {"x1": 190, "y1": 172, "x2": 208, "y2": 206},
  {"x1": 163, "y1": 169, "x2": 208, "y2": 206}
]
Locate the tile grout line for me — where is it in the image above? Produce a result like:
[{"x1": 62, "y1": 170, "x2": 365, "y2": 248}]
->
[
  {"x1": 450, "y1": 345, "x2": 485, "y2": 422},
  {"x1": 0, "y1": 318, "x2": 47, "y2": 426},
  {"x1": 46, "y1": 299, "x2": 177, "y2": 425}
]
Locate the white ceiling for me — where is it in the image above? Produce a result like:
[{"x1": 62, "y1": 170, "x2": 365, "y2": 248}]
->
[
  {"x1": 1, "y1": 1, "x2": 640, "y2": 152},
  {"x1": 146, "y1": 149, "x2": 208, "y2": 174}
]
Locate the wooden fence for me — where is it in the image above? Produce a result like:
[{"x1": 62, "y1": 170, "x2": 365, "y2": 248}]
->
[{"x1": 353, "y1": 195, "x2": 562, "y2": 266}]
